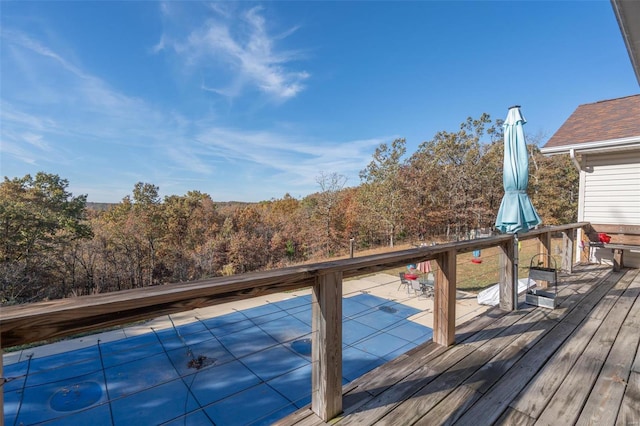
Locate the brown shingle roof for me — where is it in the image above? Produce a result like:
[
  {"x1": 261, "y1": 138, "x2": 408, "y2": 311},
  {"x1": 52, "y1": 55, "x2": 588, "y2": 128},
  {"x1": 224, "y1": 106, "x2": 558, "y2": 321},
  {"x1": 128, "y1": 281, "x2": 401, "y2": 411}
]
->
[{"x1": 543, "y1": 94, "x2": 640, "y2": 149}]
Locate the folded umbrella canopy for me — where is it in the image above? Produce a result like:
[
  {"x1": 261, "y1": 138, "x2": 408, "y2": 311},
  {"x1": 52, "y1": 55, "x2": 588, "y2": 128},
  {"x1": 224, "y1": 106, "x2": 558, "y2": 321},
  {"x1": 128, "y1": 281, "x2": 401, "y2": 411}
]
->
[
  {"x1": 495, "y1": 106, "x2": 541, "y2": 234},
  {"x1": 495, "y1": 106, "x2": 541, "y2": 310}
]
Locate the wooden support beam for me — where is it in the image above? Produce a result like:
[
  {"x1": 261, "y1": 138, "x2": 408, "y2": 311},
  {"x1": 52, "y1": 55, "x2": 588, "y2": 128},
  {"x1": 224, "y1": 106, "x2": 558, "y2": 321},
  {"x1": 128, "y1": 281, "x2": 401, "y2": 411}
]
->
[
  {"x1": 580, "y1": 227, "x2": 591, "y2": 264},
  {"x1": 499, "y1": 239, "x2": 515, "y2": 311},
  {"x1": 538, "y1": 231, "x2": 551, "y2": 264},
  {"x1": 433, "y1": 249, "x2": 456, "y2": 346},
  {"x1": 311, "y1": 271, "x2": 343, "y2": 421},
  {"x1": 1, "y1": 347, "x2": 3, "y2": 424},
  {"x1": 612, "y1": 249, "x2": 624, "y2": 272},
  {"x1": 561, "y1": 230, "x2": 575, "y2": 273},
  {"x1": 537, "y1": 231, "x2": 552, "y2": 289}
]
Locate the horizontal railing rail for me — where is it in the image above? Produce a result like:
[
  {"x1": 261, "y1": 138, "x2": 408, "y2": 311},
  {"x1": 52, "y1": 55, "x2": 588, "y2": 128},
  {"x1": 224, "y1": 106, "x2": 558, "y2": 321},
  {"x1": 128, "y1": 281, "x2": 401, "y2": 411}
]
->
[{"x1": 0, "y1": 222, "x2": 588, "y2": 421}]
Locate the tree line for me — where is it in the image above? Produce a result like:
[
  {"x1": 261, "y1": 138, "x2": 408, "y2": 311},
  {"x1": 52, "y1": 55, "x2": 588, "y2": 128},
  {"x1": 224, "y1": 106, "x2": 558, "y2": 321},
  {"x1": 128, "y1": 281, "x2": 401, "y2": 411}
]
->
[{"x1": 0, "y1": 114, "x2": 578, "y2": 305}]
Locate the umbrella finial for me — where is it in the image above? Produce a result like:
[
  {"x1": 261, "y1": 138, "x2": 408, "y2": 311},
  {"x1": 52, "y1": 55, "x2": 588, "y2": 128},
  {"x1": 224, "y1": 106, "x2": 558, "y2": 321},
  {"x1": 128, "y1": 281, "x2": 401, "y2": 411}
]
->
[{"x1": 508, "y1": 105, "x2": 521, "y2": 110}]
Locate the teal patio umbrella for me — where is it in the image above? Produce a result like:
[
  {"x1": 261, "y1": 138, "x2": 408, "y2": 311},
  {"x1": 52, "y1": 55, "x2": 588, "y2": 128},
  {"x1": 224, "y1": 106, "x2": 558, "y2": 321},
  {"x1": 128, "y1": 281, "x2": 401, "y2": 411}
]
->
[
  {"x1": 495, "y1": 105, "x2": 541, "y2": 308},
  {"x1": 495, "y1": 106, "x2": 541, "y2": 234}
]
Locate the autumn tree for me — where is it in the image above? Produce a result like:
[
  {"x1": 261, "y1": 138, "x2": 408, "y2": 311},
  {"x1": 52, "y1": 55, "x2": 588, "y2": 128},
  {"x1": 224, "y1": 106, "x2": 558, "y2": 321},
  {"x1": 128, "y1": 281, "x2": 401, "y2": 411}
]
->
[
  {"x1": 261, "y1": 194, "x2": 311, "y2": 266},
  {"x1": 222, "y1": 204, "x2": 270, "y2": 273},
  {"x1": 408, "y1": 114, "x2": 500, "y2": 240},
  {"x1": 1, "y1": 121, "x2": 579, "y2": 304},
  {"x1": 334, "y1": 186, "x2": 363, "y2": 245},
  {"x1": 0, "y1": 173, "x2": 91, "y2": 303},
  {"x1": 161, "y1": 191, "x2": 220, "y2": 281},
  {"x1": 132, "y1": 182, "x2": 164, "y2": 285},
  {"x1": 95, "y1": 183, "x2": 163, "y2": 289},
  {"x1": 529, "y1": 152, "x2": 579, "y2": 225},
  {"x1": 99, "y1": 196, "x2": 140, "y2": 289},
  {"x1": 359, "y1": 138, "x2": 408, "y2": 247}
]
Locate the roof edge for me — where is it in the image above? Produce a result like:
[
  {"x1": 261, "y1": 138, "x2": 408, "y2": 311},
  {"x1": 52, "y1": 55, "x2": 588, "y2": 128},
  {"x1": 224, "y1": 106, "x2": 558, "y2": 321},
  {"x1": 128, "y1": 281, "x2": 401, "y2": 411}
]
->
[
  {"x1": 611, "y1": 0, "x2": 640, "y2": 85},
  {"x1": 541, "y1": 135, "x2": 640, "y2": 155}
]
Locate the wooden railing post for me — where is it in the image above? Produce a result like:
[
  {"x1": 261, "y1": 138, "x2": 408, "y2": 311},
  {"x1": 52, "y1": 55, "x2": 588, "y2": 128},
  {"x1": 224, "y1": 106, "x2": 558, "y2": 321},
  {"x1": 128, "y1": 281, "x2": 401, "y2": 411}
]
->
[
  {"x1": 311, "y1": 271, "x2": 343, "y2": 421},
  {"x1": 538, "y1": 231, "x2": 551, "y2": 262},
  {"x1": 579, "y1": 224, "x2": 591, "y2": 263},
  {"x1": 1, "y1": 347, "x2": 3, "y2": 423},
  {"x1": 561, "y1": 229, "x2": 575, "y2": 273},
  {"x1": 433, "y1": 249, "x2": 456, "y2": 346},
  {"x1": 499, "y1": 238, "x2": 515, "y2": 311},
  {"x1": 537, "y1": 231, "x2": 552, "y2": 288}
]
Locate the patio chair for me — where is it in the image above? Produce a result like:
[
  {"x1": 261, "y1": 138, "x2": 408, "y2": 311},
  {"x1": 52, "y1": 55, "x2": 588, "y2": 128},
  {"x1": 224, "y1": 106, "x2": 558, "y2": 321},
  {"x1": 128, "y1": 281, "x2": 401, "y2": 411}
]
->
[
  {"x1": 410, "y1": 279, "x2": 431, "y2": 299},
  {"x1": 421, "y1": 272, "x2": 435, "y2": 288},
  {"x1": 418, "y1": 272, "x2": 435, "y2": 298},
  {"x1": 398, "y1": 272, "x2": 411, "y2": 293}
]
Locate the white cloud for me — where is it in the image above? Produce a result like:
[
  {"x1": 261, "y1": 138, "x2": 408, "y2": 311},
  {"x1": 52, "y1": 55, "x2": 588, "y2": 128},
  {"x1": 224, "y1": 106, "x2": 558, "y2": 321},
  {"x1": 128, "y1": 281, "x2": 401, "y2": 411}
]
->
[
  {"x1": 0, "y1": 21, "x2": 377, "y2": 202},
  {"x1": 157, "y1": 4, "x2": 309, "y2": 101},
  {"x1": 195, "y1": 126, "x2": 384, "y2": 189}
]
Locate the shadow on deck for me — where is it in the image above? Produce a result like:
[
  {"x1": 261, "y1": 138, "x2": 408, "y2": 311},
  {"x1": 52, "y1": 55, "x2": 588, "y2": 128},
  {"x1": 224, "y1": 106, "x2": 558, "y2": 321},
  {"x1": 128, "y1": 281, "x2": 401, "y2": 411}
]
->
[{"x1": 276, "y1": 263, "x2": 640, "y2": 425}]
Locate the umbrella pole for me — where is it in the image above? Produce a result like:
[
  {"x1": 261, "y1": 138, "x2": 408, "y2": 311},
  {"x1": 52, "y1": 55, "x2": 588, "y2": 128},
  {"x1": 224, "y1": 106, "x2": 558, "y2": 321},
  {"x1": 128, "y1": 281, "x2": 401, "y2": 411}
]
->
[{"x1": 513, "y1": 233, "x2": 519, "y2": 310}]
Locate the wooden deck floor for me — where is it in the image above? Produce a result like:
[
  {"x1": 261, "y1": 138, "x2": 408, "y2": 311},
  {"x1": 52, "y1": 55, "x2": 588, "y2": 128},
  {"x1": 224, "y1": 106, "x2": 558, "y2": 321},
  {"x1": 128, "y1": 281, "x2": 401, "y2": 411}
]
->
[{"x1": 276, "y1": 264, "x2": 640, "y2": 425}]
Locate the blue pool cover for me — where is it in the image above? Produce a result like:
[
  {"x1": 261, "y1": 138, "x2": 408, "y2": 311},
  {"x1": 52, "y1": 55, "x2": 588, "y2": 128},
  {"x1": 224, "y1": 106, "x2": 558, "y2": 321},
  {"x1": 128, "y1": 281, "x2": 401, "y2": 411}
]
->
[{"x1": 3, "y1": 293, "x2": 433, "y2": 425}]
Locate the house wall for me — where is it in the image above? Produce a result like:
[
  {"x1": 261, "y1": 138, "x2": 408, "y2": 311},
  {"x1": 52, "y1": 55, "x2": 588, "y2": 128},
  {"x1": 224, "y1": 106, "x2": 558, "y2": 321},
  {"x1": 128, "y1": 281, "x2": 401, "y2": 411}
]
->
[{"x1": 579, "y1": 150, "x2": 640, "y2": 268}]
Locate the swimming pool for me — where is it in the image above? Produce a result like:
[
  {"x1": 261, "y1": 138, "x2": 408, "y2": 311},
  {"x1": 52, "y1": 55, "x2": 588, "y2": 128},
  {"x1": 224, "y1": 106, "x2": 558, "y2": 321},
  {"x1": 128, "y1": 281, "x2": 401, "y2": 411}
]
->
[{"x1": 3, "y1": 292, "x2": 433, "y2": 425}]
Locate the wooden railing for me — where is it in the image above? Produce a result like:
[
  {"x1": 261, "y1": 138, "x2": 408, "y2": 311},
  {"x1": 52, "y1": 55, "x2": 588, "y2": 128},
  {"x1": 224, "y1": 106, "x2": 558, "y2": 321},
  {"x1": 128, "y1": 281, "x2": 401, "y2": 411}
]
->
[{"x1": 0, "y1": 222, "x2": 587, "y2": 421}]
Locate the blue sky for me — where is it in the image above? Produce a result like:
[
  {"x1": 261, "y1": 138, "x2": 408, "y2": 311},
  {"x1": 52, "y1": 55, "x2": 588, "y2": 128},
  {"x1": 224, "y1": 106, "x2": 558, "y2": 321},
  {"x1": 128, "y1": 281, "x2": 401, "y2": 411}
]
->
[{"x1": 1, "y1": 1, "x2": 637, "y2": 203}]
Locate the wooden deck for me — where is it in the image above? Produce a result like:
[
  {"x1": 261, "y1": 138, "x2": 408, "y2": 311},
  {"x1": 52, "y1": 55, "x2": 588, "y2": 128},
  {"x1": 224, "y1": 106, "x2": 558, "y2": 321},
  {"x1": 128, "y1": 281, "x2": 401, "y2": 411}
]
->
[{"x1": 276, "y1": 264, "x2": 640, "y2": 425}]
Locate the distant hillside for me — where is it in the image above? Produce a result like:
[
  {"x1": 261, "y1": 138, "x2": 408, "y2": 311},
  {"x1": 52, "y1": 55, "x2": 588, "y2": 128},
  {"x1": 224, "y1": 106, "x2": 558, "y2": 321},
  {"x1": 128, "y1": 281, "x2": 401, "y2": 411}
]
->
[
  {"x1": 86, "y1": 200, "x2": 254, "y2": 213},
  {"x1": 86, "y1": 202, "x2": 117, "y2": 211}
]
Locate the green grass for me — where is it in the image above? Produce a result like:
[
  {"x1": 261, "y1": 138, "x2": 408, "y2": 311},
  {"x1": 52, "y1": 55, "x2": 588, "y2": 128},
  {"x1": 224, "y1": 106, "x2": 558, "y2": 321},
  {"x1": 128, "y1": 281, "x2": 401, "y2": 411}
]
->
[{"x1": 385, "y1": 238, "x2": 565, "y2": 293}]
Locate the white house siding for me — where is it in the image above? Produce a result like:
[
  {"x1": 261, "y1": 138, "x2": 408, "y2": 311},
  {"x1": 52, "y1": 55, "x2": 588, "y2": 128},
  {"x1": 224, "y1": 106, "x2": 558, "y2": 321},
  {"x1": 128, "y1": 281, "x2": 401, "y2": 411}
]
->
[{"x1": 581, "y1": 150, "x2": 640, "y2": 268}]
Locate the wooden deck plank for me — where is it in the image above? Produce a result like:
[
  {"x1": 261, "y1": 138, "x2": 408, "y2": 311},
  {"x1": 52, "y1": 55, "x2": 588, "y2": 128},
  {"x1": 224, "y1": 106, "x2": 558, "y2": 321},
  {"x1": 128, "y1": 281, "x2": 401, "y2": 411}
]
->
[
  {"x1": 330, "y1": 311, "x2": 526, "y2": 424},
  {"x1": 273, "y1": 308, "x2": 513, "y2": 426},
  {"x1": 376, "y1": 310, "x2": 556, "y2": 426},
  {"x1": 534, "y1": 270, "x2": 638, "y2": 425},
  {"x1": 535, "y1": 356, "x2": 605, "y2": 426},
  {"x1": 412, "y1": 384, "x2": 480, "y2": 426},
  {"x1": 336, "y1": 351, "x2": 464, "y2": 425},
  {"x1": 343, "y1": 341, "x2": 446, "y2": 399},
  {"x1": 272, "y1": 409, "x2": 316, "y2": 426},
  {"x1": 451, "y1": 321, "x2": 578, "y2": 426},
  {"x1": 374, "y1": 347, "x2": 500, "y2": 425},
  {"x1": 616, "y1": 371, "x2": 640, "y2": 426},
  {"x1": 345, "y1": 346, "x2": 456, "y2": 418},
  {"x1": 339, "y1": 267, "x2": 605, "y2": 425},
  {"x1": 451, "y1": 269, "x2": 622, "y2": 426},
  {"x1": 341, "y1": 304, "x2": 511, "y2": 403},
  {"x1": 343, "y1": 263, "x2": 600, "y2": 412},
  {"x1": 508, "y1": 312, "x2": 603, "y2": 418},
  {"x1": 509, "y1": 269, "x2": 636, "y2": 418},
  {"x1": 589, "y1": 271, "x2": 636, "y2": 321},
  {"x1": 494, "y1": 407, "x2": 536, "y2": 426},
  {"x1": 336, "y1": 307, "x2": 542, "y2": 425},
  {"x1": 620, "y1": 341, "x2": 640, "y2": 426},
  {"x1": 392, "y1": 334, "x2": 550, "y2": 426},
  {"x1": 276, "y1": 264, "x2": 638, "y2": 426},
  {"x1": 462, "y1": 267, "x2": 609, "y2": 401},
  {"x1": 576, "y1": 270, "x2": 640, "y2": 425},
  {"x1": 576, "y1": 325, "x2": 640, "y2": 425},
  {"x1": 552, "y1": 269, "x2": 622, "y2": 325},
  {"x1": 462, "y1": 316, "x2": 556, "y2": 395}
]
